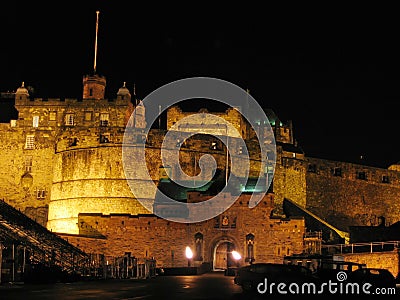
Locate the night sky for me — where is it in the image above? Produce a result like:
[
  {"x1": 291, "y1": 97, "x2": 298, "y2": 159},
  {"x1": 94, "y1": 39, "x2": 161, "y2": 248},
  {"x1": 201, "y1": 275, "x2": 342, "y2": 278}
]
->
[{"x1": 2, "y1": 3, "x2": 400, "y2": 168}]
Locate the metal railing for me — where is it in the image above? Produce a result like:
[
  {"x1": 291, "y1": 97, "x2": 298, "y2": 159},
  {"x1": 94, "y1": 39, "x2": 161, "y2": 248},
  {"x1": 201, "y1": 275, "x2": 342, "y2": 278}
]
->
[{"x1": 322, "y1": 240, "x2": 400, "y2": 254}]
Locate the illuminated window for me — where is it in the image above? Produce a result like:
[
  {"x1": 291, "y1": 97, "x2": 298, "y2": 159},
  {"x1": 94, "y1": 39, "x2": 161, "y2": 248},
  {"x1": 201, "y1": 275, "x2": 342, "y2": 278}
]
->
[
  {"x1": 36, "y1": 189, "x2": 46, "y2": 199},
  {"x1": 32, "y1": 115, "x2": 39, "y2": 127},
  {"x1": 25, "y1": 135, "x2": 35, "y2": 149},
  {"x1": 85, "y1": 112, "x2": 92, "y2": 121},
  {"x1": 100, "y1": 113, "x2": 109, "y2": 126},
  {"x1": 100, "y1": 134, "x2": 110, "y2": 143},
  {"x1": 210, "y1": 142, "x2": 218, "y2": 150},
  {"x1": 65, "y1": 113, "x2": 74, "y2": 126},
  {"x1": 25, "y1": 156, "x2": 33, "y2": 172},
  {"x1": 49, "y1": 112, "x2": 57, "y2": 121},
  {"x1": 10, "y1": 120, "x2": 17, "y2": 127}
]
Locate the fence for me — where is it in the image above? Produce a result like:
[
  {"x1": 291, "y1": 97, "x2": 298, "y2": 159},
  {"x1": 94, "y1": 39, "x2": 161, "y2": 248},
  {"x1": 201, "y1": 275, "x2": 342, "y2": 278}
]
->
[
  {"x1": 322, "y1": 240, "x2": 400, "y2": 255},
  {"x1": 82, "y1": 253, "x2": 156, "y2": 280}
]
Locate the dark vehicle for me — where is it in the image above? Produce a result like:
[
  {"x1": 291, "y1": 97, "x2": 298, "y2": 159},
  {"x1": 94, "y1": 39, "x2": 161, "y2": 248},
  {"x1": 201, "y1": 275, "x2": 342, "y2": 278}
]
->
[
  {"x1": 315, "y1": 260, "x2": 366, "y2": 282},
  {"x1": 347, "y1": 268, "x2": 397, "y2": 289},
  {"x1": 234, "y1": 263, "x2": 318, "y2": 292},
  {"x1": 155, "y1": 267, "x2": 165, "y2": 276}
]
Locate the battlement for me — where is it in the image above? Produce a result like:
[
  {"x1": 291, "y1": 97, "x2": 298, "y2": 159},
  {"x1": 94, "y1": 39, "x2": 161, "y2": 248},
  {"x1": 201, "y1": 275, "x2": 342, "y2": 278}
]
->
[
  {"x1": 15, "y1": 97, "x2": 127, "y2": 106},
  {"x1": 307, "y1": 156, "x2": 400, "y2": 185}
]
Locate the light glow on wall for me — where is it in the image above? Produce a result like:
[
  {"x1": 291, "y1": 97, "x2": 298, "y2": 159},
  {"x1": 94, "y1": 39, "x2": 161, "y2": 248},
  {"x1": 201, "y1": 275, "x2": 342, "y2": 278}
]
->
[
  {"x1": 231, "y1": 250, "x2": 241, "y2": 260},
  {"x1": 185, "y1": 246, "x2": 193, "y2": 259}
]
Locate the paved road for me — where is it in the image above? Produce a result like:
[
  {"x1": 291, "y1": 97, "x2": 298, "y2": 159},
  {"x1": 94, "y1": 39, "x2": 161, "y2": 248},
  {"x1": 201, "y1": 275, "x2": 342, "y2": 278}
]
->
[
  {"x1": 0, "y1": 271, "x2": 245, "y2": 300},
  {"x1": 1, "y1": 271, "x2": 399, "y2": 300}
]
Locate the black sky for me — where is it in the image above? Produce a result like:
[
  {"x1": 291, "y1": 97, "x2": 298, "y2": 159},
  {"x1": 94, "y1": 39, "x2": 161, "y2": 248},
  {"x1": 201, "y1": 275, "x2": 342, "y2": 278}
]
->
[{"x1": 1, "y1": 3, "x2": 400, "y2": 168}]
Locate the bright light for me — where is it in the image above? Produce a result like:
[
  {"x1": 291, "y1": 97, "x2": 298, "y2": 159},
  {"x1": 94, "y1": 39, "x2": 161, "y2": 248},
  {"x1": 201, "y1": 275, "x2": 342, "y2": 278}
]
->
[
  {"x1": 231, "y1": 250, "x2": 241, "y2": 260},
  {"x1": 185, "y1": 246, "x2": 193, "y2": 259}
]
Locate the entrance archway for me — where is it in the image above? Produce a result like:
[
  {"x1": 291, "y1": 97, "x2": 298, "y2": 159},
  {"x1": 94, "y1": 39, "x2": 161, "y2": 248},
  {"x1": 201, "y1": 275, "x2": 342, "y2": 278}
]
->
[{"x1": 212, "y1": 239, "x2": 238, "y2": 271}]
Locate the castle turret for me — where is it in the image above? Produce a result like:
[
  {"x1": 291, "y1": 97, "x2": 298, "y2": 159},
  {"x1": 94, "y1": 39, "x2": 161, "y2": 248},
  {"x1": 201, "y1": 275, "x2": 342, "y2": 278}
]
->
[
  {"x1": 117, "y1": 81, "x2": 131, "y2": 102},
  {"x1": 82, "y1": 74, "x2": 106, "y2": 100},
  {"x1": 15, "y1": 81, "x2": 29, "y2": 105}
]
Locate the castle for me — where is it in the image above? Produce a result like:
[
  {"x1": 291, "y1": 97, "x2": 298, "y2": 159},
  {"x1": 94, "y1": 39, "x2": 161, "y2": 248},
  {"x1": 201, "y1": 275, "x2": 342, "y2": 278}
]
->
[
  {"x1": 2, "y1": 13, "x2": 400, "y2": 274},
  {"x1": 1, "y1": 69, "x2": 400, "y2": 274}
]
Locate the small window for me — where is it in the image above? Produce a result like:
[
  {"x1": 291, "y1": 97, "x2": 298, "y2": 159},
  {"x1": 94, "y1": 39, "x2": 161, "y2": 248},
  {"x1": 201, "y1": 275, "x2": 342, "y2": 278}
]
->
[
  {"x1": 333, "y1": 167, "x2": 342, "y2": 177},
  {"x1": 68, "y1": 137, "x2": 78, "y2": 147},
  {"x1": 382, "y1": 175, "x2": 390, "y2": 184},
  {"x1": 89, "y1": 88, "x2": 93, "y2": 97},
  {"x1": 308, "y1": 164, "x2": 317, "y2": 173},
  {"x1": 292, "y1": 152, "x2": 296, "y2": 158},
  {"x1": 356, "y1": 171, "x2": 367, "y2": 180},
  {"x1": 36, "y1": 189, "x2": 46, "y2": 199},
  {"x1": 100, "y1": 113, "x2": 109, "y2": 126},
  {"x1": 10, "y1": 120, "x2": 17, "y2": 127},
  {"x1": 25, "y1": 135, "x2": 35, "y2": 149},
  {"x1": 49, "y1": 112, "x2": 57, "y2": 121},
  {"x1": 100, "y1": 134, "x2": 110, "y2": 143},
  {"x1": 25, "y1": 156, "x2": 33, "y2": 172},
  {"x1": 65, "y1": 113, "x2": 74, "y2": 126},
  {"x1": 85, "y1": 112, "x2": 92, "y2": 121},
  {"x1": 32, "y1": 116, "x2": 39, "y2": 128}
]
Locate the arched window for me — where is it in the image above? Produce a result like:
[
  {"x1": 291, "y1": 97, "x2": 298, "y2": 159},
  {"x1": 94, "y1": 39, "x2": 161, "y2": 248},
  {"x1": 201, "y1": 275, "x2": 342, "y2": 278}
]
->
[
  {"x1": 246, "y1": 234, "x2": 255, "y2": 264},
  {"x1": 194, "y1": 232, "x2": 203, "y2": 261}
]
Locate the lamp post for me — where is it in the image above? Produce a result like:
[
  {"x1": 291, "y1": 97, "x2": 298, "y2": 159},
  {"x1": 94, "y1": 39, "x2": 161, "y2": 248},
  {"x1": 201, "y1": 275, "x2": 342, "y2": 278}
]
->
[{"x1": 185, "y1": 246, "x2": 193, "y2": 267}]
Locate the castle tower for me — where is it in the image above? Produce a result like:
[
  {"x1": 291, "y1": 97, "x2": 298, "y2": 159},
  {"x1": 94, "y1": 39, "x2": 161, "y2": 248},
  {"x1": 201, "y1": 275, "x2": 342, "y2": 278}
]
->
[
  {"x1": 82, "y1": 74, "x2": 106, "y2": 100},
  {"x1": 46, "y1": 13, "x2": 153, "y2": 234}
]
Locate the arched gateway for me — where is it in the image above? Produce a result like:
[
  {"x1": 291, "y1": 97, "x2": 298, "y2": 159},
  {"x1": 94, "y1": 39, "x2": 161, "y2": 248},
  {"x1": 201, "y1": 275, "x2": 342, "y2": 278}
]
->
[{"x1": 211, "y1": 236, "x2": 240, "y2": 271}]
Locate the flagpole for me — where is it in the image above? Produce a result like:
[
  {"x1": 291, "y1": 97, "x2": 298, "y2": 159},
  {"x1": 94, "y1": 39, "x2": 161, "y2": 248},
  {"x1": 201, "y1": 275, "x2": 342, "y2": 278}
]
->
[{"x1": 93, "y1": 11, "x2": 100, "y2": 74}]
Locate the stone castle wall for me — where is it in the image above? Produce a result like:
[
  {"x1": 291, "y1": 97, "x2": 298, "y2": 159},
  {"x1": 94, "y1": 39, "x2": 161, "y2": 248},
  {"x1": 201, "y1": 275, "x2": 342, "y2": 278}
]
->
[
  {"x1": 0, "y1": 122, "x2": 54, "y2": 225},
  {"x1": 58, "y1": 193, "x2": 306, "y2": 268},
  {"x1": 342, "y1": 251, "x2": 399, "y2": 279},
  {"x1": 273, "y1": 154, "x2": 307, "y2": 213},
  {"x1": 167, "y1": 106, "x2": 248, "y2": 139},
  {"x1": 3, "y1": 87, "x2": 400, "y2": 237},
  {"x1": 306, "y1": 157, "x2": 400, "y2": 231},
  {"x1": 48, "y1": 127, "x2": 267, "y2": 234}
]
